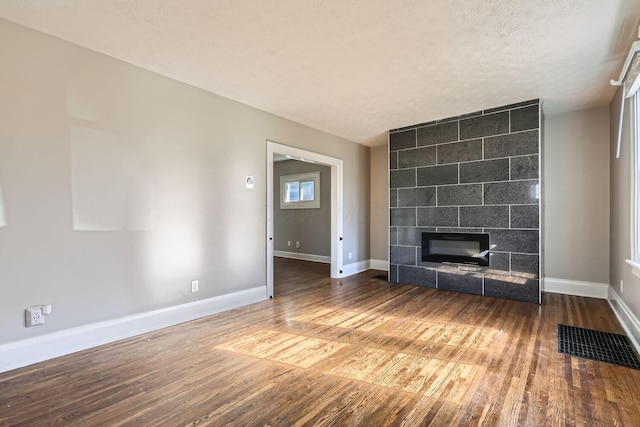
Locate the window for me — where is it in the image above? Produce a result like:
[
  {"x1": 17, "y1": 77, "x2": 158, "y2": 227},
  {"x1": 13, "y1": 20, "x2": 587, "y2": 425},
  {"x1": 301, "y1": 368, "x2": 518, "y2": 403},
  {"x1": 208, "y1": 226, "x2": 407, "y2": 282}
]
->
[
  {"x1": 629, "y1": 92, "x2": 640, "y2": 276},
  {"x1": 280, "y1": 172, "x2": 320, "y2": 209}
]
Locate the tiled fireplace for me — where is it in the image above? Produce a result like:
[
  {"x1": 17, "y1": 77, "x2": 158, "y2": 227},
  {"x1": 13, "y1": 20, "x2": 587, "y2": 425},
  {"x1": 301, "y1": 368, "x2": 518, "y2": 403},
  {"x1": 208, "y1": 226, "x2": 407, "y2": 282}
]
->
[{"x1": 388, "y1": 100, "x2": 542, "y2": 304}]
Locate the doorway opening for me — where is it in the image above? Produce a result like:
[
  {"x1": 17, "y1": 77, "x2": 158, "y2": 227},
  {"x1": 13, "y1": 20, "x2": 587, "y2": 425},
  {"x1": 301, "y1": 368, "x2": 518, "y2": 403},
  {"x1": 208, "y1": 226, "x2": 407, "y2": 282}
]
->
[{"x1": 266, "y1": 141, "x2": 343, "y2": 298}]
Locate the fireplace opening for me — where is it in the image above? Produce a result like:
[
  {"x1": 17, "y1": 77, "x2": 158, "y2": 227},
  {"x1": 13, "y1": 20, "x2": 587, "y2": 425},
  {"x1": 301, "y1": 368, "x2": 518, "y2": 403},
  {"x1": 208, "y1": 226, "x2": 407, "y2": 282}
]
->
[{"x1": 421, "y1": 232, "x2": 490, "y2": 266}]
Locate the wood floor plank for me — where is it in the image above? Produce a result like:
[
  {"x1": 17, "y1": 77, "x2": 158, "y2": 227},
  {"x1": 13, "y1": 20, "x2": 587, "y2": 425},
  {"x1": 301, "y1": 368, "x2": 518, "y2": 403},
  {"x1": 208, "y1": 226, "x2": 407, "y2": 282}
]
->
[{"x1": 1, "y1": 257, "x2": 640, "y2": 426}]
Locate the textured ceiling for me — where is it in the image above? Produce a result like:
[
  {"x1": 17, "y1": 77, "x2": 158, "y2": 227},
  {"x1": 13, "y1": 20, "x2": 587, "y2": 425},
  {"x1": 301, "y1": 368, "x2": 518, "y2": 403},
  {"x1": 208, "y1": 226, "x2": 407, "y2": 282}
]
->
[{"x1": 0, "y1": 1, "x2": 639, "y2": 146}]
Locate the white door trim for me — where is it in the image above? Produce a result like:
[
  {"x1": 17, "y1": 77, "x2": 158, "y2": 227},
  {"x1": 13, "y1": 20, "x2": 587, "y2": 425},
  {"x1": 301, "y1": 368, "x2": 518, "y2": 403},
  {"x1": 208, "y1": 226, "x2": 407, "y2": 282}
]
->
[{"x1": 266, "y1": 141, "x2": 343, "y2": 298}]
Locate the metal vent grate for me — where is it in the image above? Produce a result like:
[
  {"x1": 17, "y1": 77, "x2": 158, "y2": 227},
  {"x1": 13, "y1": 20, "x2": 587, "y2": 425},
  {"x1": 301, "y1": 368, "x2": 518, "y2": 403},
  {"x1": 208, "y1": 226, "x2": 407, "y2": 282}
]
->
[
  {"x1": 558, "y1": 324, "x2": 640, "y2": 370},
  {"x1": 372, "y1": 274, "x2": 388, "y2": 281}
]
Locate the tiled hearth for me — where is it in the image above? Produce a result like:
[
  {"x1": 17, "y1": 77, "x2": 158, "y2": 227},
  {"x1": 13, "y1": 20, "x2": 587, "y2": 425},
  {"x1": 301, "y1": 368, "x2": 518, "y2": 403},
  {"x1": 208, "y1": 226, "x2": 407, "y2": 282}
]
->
[{"x1": 388, "y1": 100, "x2": 541, "y2": 304}]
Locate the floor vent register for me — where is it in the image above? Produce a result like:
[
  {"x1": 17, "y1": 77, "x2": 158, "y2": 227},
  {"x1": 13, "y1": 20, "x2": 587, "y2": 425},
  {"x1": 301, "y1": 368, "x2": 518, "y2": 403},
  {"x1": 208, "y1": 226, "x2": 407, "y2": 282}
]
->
[{"x1": 558, "y1": 324, "x2": 640, "y2": 370}]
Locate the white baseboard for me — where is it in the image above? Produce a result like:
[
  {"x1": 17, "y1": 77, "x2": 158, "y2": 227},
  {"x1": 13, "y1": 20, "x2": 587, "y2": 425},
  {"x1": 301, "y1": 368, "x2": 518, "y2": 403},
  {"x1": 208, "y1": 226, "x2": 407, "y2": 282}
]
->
[
  {"x1": 0, "y1": 286, "x2": 267, "y2": 374},
  {"x1": 341, "y1": 260, "x2": 370, "y2": 277},
  {"x1": 274, "y1": 250, "x2": 330, "y2": 264},
  {"x1": 543, "y1": 277, "x2": 609, "y2": 299},
  {"x1": 370, "y1": 259, "x2": 389, "y2": 271},
  {"x1": 608, "y1": 287, "x2": 640, "y2": 355}
]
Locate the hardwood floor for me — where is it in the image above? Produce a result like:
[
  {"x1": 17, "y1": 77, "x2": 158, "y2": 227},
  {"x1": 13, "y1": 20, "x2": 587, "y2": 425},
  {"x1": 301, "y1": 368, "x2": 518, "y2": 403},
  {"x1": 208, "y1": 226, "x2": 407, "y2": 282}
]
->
[{"x1": 2, "y1": 257, "x2": 640, "y2": 426}]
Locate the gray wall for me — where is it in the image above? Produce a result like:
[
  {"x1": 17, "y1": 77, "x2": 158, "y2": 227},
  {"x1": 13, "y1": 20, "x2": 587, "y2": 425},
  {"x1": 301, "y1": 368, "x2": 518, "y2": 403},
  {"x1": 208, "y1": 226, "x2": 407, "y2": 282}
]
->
[
  {"x1": 0, "y1": 18, "x2": 370, "y2": 344},
  {"x1": 544, "y1": 106, "x2": 610, "y2": 284},
  {"x1": 370, "y1": 145, "x2": 388, "y2": 262},
  {"x1": 389, "y1": 100, "x2": 542, "y2": 304},
  {"x1": 273, "y1": 160, "x2": 330, "y2": 257},
  {"x1": 610, "y1": 88, "x2": 640, "y2": 326}
]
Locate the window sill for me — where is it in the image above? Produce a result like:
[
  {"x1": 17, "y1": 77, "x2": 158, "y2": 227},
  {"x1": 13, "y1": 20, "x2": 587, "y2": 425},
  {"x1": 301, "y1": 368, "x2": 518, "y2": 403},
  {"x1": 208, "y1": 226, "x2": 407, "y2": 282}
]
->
[{"x1": 626, "y1": 259, "x2": 640, "y2": 278}]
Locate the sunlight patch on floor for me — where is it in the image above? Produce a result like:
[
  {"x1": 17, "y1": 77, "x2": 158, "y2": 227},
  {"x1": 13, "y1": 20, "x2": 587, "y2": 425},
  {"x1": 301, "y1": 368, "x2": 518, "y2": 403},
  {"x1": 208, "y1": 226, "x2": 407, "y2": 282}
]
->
[
  {"x1": 327, "y1": 347, "x2": 480, "y2": 404},
  {"x1": 215, "y1": 330, "x2": 347, "y2": 368}
]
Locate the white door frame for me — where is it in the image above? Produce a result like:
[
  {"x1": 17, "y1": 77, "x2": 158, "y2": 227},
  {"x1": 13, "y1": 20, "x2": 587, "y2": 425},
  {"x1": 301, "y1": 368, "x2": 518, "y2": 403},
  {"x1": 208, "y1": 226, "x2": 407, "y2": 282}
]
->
[{"x1": 266, "y1": 141, "x2": 343, "y2": 298}]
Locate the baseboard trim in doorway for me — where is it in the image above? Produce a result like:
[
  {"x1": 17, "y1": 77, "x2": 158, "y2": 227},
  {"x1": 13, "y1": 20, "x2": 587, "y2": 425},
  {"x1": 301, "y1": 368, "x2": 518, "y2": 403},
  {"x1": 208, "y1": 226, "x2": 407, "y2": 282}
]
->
[
  {"x1": 274, "y1": 251, "x2": 331, "y2": 264},
  {"x1": 0, "y1": 286, "x2": 267, "y2": 374},
  {"x1": 370, "y1": 259, "x2": 389, "y2": 271},
  {"x1": 341, "y1": 260, "x2": 370, "y2": 277}
]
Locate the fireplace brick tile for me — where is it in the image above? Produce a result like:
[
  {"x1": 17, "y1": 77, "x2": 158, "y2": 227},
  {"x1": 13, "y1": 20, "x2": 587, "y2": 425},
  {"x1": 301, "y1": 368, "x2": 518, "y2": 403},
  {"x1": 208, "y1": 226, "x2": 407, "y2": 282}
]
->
[
  {"x1": 398, "y1": 146, "x2": 437, "y2": 169},
  {"x1": 460, "y1": 158, "x2": 509, "y2": 183},
  {"x1": 416, "y1": 164, "x2": 458, "y2": 186},
  {"x1": 484, "y1": 130, "x2": 538, "y2": 159},
  {"x1": 486, "y1": 251, "x2": 509, "y2": 272},
  {"x1": 436, "y1": 227, "x2": 483, "y2": 233},
  {"x1": 389, "y1": 264, "x2": 398, "y2": 282},
  {"x1": 390, "y1": 189, "x2": 397, "y2": 208},
  {"x1": 399, "y1": 265, "x2": 436, "y2": 288},
  {"x1": 460, "y1": 206, "x2": 509, "y2": 228},
  {"x1": 484, "y1": 277, "x2": 539, "y2": 303},
  {"x1": 459, "y1": 111, "x2": 509, "y2": 139},
  {"x1": 510, "y1": 205, "x2": 539, "y2": 229},
  {"x1": 511, "y1": 254, "x2": 540, "y2": 278},
  {"x1": 417, "y1": 207, "x2": 458, "y2": 227},
  {"x1": 391, "y1": 208, "x2": 416, "y2": 226},
  {"x1": 510, "y1": 155, "x2": 539, "y2": 180},
  {"x1": 391, "y1": 169, "x2": 417, "y2": 188},
  {"x1": 390, "y1": 129, "x2": 416, "y2": 151},
  {"x1": 437, "y1": 271, "x2": 482, "y2": 295},
  {"x1": 390, "y1": 227, "x2": 398, "y2": 245},
  {"x1": 437, "y1": 139, "x2": 482, "y2": 164},
  {"x1": 417, "y1": 121, "x2": 458, "y2": 146},
  {"x1": 437, "y1": 184, "x2": 483, "y2": 206},
  {"x1": 510, "y1": 105, "x2": 540, "y2": 132},
  {"x1": 390, "y1": 246, "x2": 417, "y2": 265},
  {"x1": 484, "y1": 180, "x2": 539, "y2": 205},
  {"x1": 398, "y1": 187, "x2": 436, "y2": 207},
  {"x1": 397, "y1": 226, "x2": 437, "y2": 246},
  {"x1": 486, "y1": 229, "x2": 539, "y2": 254},
  {"x1": 390, "y1": 151, "x2": 398, "y2": 170}
]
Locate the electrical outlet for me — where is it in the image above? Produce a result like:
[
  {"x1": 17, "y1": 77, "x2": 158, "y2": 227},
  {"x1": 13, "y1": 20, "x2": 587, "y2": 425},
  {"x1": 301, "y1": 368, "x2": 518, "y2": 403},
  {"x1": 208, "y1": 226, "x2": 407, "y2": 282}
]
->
[
  {"x1": 25, "y1": 307, "x2": 45, "y2": 327},
  {"x1": 621, "y1": 279, "x2": 624, "y2": 293},
  {"x1": 191, "y1": 280, "x2": 199, "y2": 293},
  {"x1": 348, "y1": 252, "x2": 352, "y2": 260},
  {"x1": 296, "y1": 241, "x2": 300, "y2": 248},
  {"x1": 287, "y1": 241, "x2": 291, "y2": 247}
]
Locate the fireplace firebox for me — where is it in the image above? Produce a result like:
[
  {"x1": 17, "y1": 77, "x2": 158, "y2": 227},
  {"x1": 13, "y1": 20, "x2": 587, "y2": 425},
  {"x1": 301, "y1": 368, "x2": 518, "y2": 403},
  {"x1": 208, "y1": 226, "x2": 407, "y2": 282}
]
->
[{"x1": 421, "y1": 232, "x2": 490, "y2": 266}]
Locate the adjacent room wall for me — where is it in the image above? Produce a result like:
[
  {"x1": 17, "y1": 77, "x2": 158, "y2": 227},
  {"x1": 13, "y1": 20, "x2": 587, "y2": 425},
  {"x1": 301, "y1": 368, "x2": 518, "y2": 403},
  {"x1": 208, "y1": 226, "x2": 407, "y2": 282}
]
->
[
  {"x1": 0, "y1": 18, "x2": 370, "y2": 344},
  {"x1": 610, "y1": 88, "x2": 640, "y2": 328},
  {"x1": 273, "y1": 160, "x2": 331, "y2": 258},
  {"x1": 370, "y1": 145, "x2": 388, "y2": 264},
  {"x1": 544, "y1": 106, "x2": 610, "y2": 285}
]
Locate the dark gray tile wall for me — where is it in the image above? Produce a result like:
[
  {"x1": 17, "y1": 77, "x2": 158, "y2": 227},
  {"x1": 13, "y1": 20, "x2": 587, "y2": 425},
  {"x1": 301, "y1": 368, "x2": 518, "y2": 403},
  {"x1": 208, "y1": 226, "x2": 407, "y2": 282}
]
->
[
  {"x1": 389, "y1": 99, "x2": 541, "y2": 304},
  {"x1": 438, "y1": 271, "x2": 483, "y2": 295}
]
